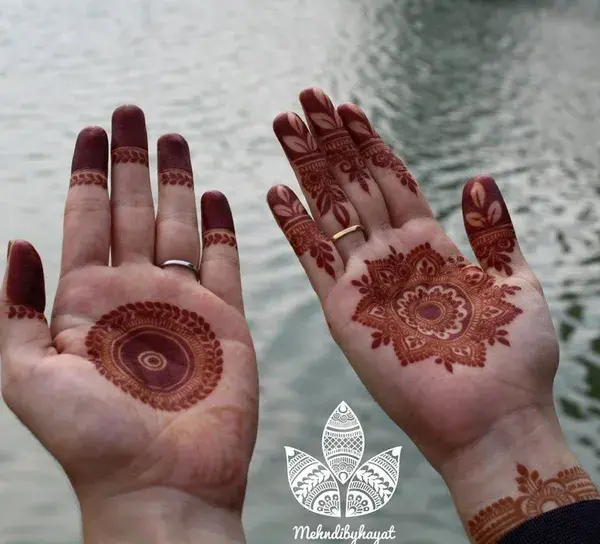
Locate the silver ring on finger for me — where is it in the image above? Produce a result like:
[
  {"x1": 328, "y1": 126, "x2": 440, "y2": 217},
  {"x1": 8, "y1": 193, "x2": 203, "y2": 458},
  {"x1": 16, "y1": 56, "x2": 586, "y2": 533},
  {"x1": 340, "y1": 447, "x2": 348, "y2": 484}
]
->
[{"x1": 158, "y1": 259, "x2": 199, "y2": 280}]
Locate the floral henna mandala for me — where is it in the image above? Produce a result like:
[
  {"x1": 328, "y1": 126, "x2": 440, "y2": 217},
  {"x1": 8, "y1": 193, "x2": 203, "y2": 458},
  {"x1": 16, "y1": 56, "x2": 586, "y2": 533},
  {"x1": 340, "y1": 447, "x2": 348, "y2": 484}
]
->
[
  {"x1": 275, "y1": 112, "x2": 350, "y2": 228},
  {"x1": 85, "y1": 301, "x2": 223, "y2": 411},
  {"x1": 269, "y1": 186, "x2": 336, "y2": 278},
  {"x1": 351, "y1": 243, "x2": 522, "y2": 373},
  {"x1": 463, "y1": 177, "x2": 517, "y2": 276},
  {"x1": 340, "y1": 106, "x2": 418, "y2": 196},
  {"x1": 468, "y1": 464, "x2": 600, "y2": 544},
  {"x1": 203, "y1": 229, "x2": 237, "y2": 249},
  {"x1": 111, "y1": 146, "x2": 149, "y2": 167},
  {"x1": 300, "y1": 89, "x2": 371, "y2": 194}
]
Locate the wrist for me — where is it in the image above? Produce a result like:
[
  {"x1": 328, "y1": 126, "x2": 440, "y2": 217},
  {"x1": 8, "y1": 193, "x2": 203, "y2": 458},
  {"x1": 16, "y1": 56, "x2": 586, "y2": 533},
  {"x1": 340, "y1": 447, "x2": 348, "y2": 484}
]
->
[
  {"x1": 79, "y1": 487, "x2": 246, "y2": 544},
  {"x1": 439, "y1": 405, "x2": 599, "y2": 543}
]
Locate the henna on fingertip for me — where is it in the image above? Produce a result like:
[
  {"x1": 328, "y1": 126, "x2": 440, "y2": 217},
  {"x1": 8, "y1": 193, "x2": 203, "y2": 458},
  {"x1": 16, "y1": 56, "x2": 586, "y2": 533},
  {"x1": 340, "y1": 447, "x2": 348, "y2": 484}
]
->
[
  {"x1": 111, "y1": 105, "x2": 150, "y2": 166},
  {"x1": 70, "y1": 126, "x2": 109, "y2": 189},
  {"x1": 5, "y1": 240, "x2": 46, "y2": 319},
  {"x1": 157, "y1": 134, "x2": 194, "y2": 188}
]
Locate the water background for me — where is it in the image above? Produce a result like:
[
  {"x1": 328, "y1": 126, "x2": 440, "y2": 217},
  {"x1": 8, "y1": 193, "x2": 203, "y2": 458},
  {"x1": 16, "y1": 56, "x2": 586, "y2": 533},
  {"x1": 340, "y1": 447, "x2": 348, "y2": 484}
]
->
[{"x1": 0, "y1": 0, "x2": 599, "y2": 542}]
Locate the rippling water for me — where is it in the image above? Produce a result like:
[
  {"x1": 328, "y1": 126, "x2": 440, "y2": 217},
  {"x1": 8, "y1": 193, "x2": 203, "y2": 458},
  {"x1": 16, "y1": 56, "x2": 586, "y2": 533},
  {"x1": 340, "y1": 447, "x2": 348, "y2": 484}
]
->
[{"x1": 0, "y1": 0, "x2": 599, "y2": 542}]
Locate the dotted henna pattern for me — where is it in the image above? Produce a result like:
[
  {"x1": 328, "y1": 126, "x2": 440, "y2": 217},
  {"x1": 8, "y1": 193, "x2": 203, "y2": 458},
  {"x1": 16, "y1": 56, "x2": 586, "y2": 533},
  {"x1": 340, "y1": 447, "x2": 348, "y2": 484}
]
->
[
  {"x1": 341, "y1": 106, "x2": 418, "y2": 196},
  {"x1": 463, "y1": 177, "x2": 517, "y2": 276},
  {"x1": 301, "y1": 89, "x2": 371, "y2": 194},
  {"x1": 111, "y1": 146, "x2": 149, "y2": 167},
  {"x1": 351, "y1": 243, "x2": 522, "y2": 373},
  {"x1": 468, "y1": 464, "x2": 600, "y2": 544},
  {"x1": 270, "y1": 185, "x2": 336, "y2": 278},
  {"x1": 275, "y1": 112, "x2": 350, "y2": 228},
  {"x1": 69, "y1": 169, "x2": 108, "y2": 189},
  {"x1": 85, "y1": 301, "x2": 223, "y2": 411},
  {"x1": 203, "y1": 230, "x2": 237, "y2": 249},
  {"x1": 159, "y1": 169, "x2": 193, "y2": 188},
  {"x1": 7, "y1": 305, "x2": 46, "y2": 321}
]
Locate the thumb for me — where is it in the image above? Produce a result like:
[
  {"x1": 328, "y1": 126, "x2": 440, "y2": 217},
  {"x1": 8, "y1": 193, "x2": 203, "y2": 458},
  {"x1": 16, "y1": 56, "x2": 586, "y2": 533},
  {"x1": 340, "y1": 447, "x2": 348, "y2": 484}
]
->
[{"x1": 1, "y1": 240, "x2": 53, "y2": 367}]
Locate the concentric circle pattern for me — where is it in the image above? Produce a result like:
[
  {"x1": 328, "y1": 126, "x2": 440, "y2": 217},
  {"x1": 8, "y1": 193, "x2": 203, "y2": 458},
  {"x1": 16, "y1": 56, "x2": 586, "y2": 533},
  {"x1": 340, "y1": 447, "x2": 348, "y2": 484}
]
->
[{"x1": 85, "y1": 301, "x2": 223, "y2": 410}]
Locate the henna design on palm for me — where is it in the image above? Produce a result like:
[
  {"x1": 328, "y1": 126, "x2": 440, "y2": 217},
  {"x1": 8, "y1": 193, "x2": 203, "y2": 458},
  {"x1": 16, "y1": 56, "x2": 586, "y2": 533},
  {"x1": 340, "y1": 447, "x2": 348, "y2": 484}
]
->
[
  {"x1": 351, "y1": 243, "x2": 522, "y2": 373},
  {"x1": 341, "y1": 106, "x2": 419, "y2": 196},
  {"x1": 85, "y1": 301, "x2": 223, "y2": 411},
  {"x1": 463, "y1": 178, "x2": 517, "y2": 276},
  {"x1": 275, "y1": 112, "x2": 351, "y2": 228},
  {"x1": 301, "y1": 89, "x2": 371, "y2": 194},
  {"x1": 269, "y1": 185, "x2": 336, "y2": 278},
  {"x1": 468, "y1": 464, "x2": 600, "y2": 543}
]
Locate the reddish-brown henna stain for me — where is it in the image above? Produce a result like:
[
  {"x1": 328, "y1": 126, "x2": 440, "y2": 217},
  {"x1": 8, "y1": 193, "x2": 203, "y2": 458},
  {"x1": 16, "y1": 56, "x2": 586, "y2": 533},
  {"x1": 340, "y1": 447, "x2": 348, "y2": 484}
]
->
[
  {"x1": 6, "y1": 240, "x2": 46, "y2": 318},
  {"x1": 463, "y1": 176, "x2": 517, "y2": 276},
  {"x1": 299, "y1": 89, "x2": 371, "y2": 194},
  {"x1": 273, "y1": 112, "x2": 350, "y2": 228},
  {"x1": 268, "y1": 186, "x2": 336, "y2": 278},
  {"x1": 351, "y1": 243, "x2": 522, "y2": 373},
  {"x1": 203, "y1": 230, "x2": 237, "y2": 249},
  {"x1": 111, "y1": 106, "x2": 150, "y2": 167},
  {"x1": 201, "y1": 191, "x2": 235, "y2": 232},
  {"x1": 70, "y1": 126, "x2": 108, "y2": 189},
  {"x1": 85, "y1": 302, "x2": 223, "y2": 411},
  {"x1": 468, "y1": 464, "x2": 600, "y2": 544},
  {"x1": 339, "y1": 105, "x2": 419, "y2": 196},
  {"x1": 157, "y1": 134, "x2": 194, "y2": 188}
]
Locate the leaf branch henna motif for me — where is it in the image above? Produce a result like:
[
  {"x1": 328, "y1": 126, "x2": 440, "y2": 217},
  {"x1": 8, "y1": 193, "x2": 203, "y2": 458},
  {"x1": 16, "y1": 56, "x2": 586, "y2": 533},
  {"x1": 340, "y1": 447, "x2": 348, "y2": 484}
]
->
[
  {"x1": 351, "y1": 244, "x2": 522, "y2": 373},
  {"x1": 270, "y1": 186, "x2": 336, "y2": 278},
  {"x1": 468, "y1": 464, "x2": 600, "y2": 544},
  {"x1": 159, "y1": 169, "x2": 194, "y2": 188},
  {"x1": 275, "y1": 113, "x2": 350, "y2": 229},
  {"x1": 85, "y1": 301, "x2": 223, "y2": 411},
  {"x1": 463, "y1": 178, "x2": 517, "y2": 276},
  {"x1": 69, "y1": 169, "x2": 108, "y2": 189},
  {"x1": 203, "y1": 229, "x2": 237, "y2": 249},
  {"x1": 111, "y1": 146, "x2": 149, "y2": 167},
  {"x1": 7, "y1": 304, "x2": 46, "y2": 321},
  {"x1": 300, "y1": 89, "x2": 371, "y2": 194},
  {"x1": 341, "y1": 107, "x2": 418, "y2": 196}
]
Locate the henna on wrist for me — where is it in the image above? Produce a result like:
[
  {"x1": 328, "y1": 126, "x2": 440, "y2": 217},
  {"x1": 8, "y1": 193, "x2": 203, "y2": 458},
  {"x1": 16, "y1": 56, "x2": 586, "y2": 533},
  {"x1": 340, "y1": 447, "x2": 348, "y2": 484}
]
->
[
  {"x1": 351, "y1": 243, "x2": 522, "y2": 373},
  {"x1": 467, "y1": 464, "x2": 600, "y2": 544}
]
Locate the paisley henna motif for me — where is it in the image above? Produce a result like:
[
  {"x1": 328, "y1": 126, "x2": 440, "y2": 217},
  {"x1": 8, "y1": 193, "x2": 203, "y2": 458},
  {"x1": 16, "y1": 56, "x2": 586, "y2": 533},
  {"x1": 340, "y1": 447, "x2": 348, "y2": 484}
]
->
[
  {"x1": 69, "y1": 169, "x2": 108, "y2": 189},
  {"x1": 300, "y1": 89, "x2": 371, "y2": 194},
  {"x1": 468, "y1": 464, "x2": 600, "y2": 544},
  {"x1": 203, "y1": 229, "x2": 237, "y2": 249},
  {"x1": 274, "y1": 112, "x2": 350, "y2": 228},
  {"x1": 111, "y1": 146, "x2": 149, "y2": 167},
  {"x1": 269, "y1": 186, "x2": 336, "y2": 278},
  {"x1": 7, "y1": 305, "x2": 46, "y2": 321},
  {"x1": 339, "y1": 106, "x2": 418, "y2": 196},
  {"x1": 85, "y1": 302, "x2": 223, "y2": 411},
  {"x1": 351, "y1": 244, "x2": 522, "y2": 373},
  {"x1": 463, "y1": 176, "x2": 517, "y2": 276},
  {"x1": 159, "y1": 169, "x2": 194, "y2": 188}
]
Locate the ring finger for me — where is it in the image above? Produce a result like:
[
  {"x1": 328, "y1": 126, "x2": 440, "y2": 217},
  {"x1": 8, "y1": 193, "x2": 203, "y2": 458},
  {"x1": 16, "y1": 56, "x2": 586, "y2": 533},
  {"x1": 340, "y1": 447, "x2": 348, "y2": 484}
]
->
[
  {"x1": 272, "y1": 112, "x2": 365, "y2": 263},
  {"x1": 155, "y1": 134, "x2": 200, "y2": 282}
]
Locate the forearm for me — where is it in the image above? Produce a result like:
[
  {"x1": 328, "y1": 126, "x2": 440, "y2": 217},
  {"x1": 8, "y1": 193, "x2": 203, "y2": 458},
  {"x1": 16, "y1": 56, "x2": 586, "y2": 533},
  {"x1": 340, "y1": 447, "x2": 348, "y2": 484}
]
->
[
  {"x1": 79, "y1": 487, "x2": 246, "y2": 544},
  {"x1": 438, "y1": 406, "x2": 600, "y2": 543}
]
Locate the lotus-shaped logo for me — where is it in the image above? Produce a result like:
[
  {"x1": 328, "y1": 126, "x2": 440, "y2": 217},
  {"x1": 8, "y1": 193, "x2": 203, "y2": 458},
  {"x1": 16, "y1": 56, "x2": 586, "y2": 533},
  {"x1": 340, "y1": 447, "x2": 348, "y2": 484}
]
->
[{"x1": 285, "y1": 401, "x2": 402, "y2": 518}]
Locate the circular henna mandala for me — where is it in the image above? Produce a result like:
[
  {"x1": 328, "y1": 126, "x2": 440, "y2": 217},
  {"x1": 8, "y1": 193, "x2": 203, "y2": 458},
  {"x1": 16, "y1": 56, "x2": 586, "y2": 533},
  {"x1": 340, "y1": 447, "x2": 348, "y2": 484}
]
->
[
  {"x1": 351, "y1": 243, "x2": 523, "y2": 373},
  {"x1": 85, "y1": 301, "x2": 223, "y2": 411}
]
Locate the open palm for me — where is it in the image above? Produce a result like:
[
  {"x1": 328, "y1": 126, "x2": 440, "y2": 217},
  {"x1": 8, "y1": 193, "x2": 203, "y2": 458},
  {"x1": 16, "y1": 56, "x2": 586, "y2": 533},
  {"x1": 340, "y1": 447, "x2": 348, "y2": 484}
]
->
[
  {"x1": 268, "y1": 89, "x2": 558, "y2": 468},
  {"x1": 1, "y1": 107, "x2": 257, "y2": 511}
]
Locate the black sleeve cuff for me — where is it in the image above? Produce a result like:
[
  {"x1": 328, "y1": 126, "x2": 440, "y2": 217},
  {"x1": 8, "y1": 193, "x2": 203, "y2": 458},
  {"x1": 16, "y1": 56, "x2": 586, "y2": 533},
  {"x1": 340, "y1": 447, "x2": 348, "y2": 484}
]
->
[{"x1": 498, "y1": 500, "x2": 600, "y2": 543}]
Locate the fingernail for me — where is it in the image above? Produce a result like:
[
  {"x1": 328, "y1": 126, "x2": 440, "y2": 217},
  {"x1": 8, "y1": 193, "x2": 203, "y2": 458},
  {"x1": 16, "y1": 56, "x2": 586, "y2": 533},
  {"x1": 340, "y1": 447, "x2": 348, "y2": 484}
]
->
[
  {"x1": 6, "y1": 240, "x2": 46, "y2": 313},
  {"x1": 201, "y1": 191, "x2": 234, "y2": 232}
]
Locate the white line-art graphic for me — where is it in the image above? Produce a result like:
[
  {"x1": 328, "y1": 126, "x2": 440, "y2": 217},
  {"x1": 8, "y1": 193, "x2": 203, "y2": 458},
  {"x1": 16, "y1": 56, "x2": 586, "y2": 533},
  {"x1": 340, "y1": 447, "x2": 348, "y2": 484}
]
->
[{"x1": 285, "y1": 401, "x2": 401, "y2": 517}]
